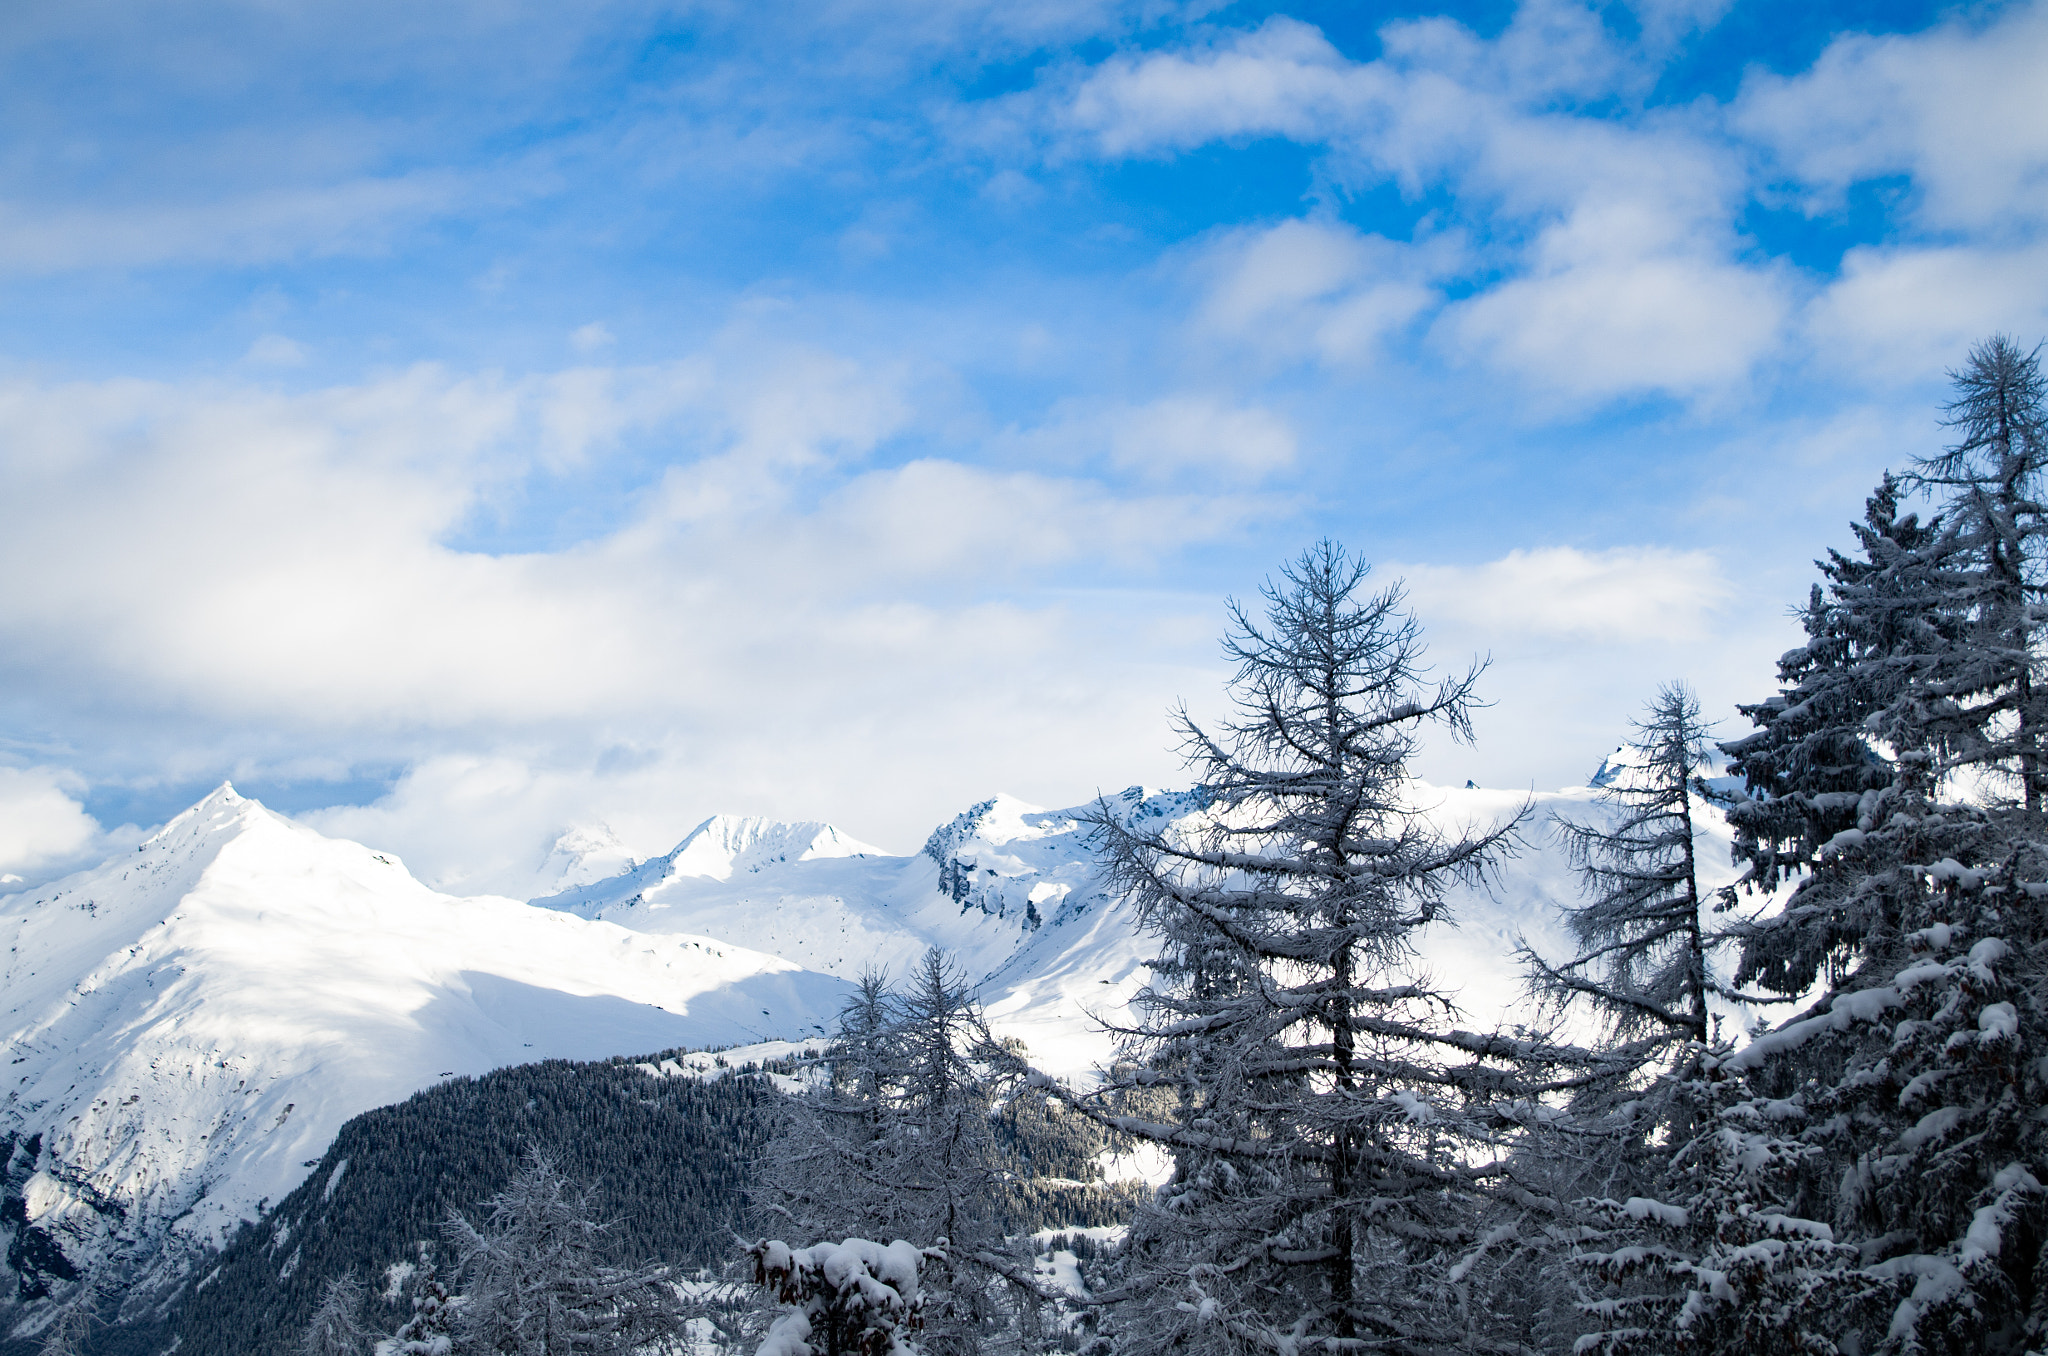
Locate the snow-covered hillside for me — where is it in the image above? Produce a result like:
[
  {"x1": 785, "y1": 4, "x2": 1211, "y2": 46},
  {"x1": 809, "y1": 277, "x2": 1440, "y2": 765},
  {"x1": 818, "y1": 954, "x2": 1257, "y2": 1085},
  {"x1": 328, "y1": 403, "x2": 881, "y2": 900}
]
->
[
  {"x1": 535, "y1": 779, "x2": 1755, "y2": 1077},
  {"x1": 0, "y1": 787, "x2": 851, "y2": 1331},
  {"x1": 2, "y1": 766, "x2": 1764, "y2": 1339}
]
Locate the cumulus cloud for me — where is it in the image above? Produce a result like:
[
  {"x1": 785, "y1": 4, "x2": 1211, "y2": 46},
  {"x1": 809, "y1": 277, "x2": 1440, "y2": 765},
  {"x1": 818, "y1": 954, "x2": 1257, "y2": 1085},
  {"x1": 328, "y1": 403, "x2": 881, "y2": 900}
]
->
[
  {"x1": 1034, "y1": 2, "x2": 2048, "y2": 405},
  {"x1": 1805, "y1": 241, "x2": 2048, "y2": 381},
  {"x1": 1440, "y1": 206, "x2": 1790, "y2": 398},
  {"x1": 1400, "y1": 546, "x2": 1733, "y2": 644},
  {"x1": 1040, "y1": 7, "x2": 1788, "y2": 402},
  {"x1": 1731, "y1": 4, "x2": 2048, "y2": 237},
  {"x1": 0, "y1": 767, "x2": 115, "y2": 883},
  {"x1": 0, "y1": 351, "x2": 1257, "y2": 891}
]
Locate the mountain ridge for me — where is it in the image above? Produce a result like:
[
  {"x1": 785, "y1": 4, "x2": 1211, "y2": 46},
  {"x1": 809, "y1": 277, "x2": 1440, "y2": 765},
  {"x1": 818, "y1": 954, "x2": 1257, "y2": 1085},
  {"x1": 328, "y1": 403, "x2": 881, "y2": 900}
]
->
[{"x1": 0, "y1": 786, "x2": 850, "y2": 1337}]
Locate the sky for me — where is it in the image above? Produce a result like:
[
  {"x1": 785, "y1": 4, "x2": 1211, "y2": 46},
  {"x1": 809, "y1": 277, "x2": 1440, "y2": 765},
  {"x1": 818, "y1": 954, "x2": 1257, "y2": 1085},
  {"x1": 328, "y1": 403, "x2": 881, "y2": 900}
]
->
[{"x1": 1, "y1": 0, "x2": 2043, "y2": 895}]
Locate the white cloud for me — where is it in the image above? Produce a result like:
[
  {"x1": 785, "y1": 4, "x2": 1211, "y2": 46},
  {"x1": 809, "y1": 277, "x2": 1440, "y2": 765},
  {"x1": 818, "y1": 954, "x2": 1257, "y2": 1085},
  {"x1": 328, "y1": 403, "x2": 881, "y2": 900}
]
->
[
  {"x1": 1390, "y1": 544, "x2": 1793, "y2": 798},
  {"x1": 1440, "y1": 204, "x2": 1790, "y2": 399},
  {"x1": 1805, "y1": 241, "x2": 2048, "y2": 381},
  {"x1": 1731, "y1": 3, "x2": 2048, "y2": 237},
  {"x1": 570, "y1": 322, "x2": 615, "y2": 353},
  {"x1": 1103, "y1": 397, "x2": 1295, "y2": 478},
  {"x1": 1194, "y1": 219, "x2": 1445, "y2": 364},
  {"x1": 1400, "y1": 545, "x2": 1732, "y2": 644},
  {"x1": 0, "y1": 351, "x2": 1262, "y2": 888},
  {"x1": 1044, "y1": 9, "x2": 1787, "y2": 403},
  {"x1": 0, "y1": 766, "x2": 109, "y2": 882},
  {"x1": 1062, "y1": 18, "x2": 1379, "y2": 156}
]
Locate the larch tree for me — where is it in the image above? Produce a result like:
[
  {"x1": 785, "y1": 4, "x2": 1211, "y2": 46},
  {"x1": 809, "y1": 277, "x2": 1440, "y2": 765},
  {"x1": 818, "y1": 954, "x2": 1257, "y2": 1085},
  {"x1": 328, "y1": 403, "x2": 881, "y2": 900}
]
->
[
  {"x1": 1907, "y1": 333, "x2": 2048, "y2": 808},
  {"x1": 445, "y1": 1150, "x2": 684, "y2": 1356},
  {"x1": 1067, "y1": 541, "x2": 1589, "y2": 1356},
  {"x1": 1524, "y1": 682, "x2": 1723, "y2": 1065},
  {"x1": 301, "y1": 1274, "x2": 370, "y2": 1356}
]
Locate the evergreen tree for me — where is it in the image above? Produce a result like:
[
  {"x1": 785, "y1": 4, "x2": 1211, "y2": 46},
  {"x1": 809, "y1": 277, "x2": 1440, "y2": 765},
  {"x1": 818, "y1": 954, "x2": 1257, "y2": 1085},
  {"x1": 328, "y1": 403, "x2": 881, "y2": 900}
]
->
[
  {"x1": 387, "y1": 1268, "x2": 456, "y2": 1356},
  {"x1": 1072, "y1": 541, "x2": 1586, "y2": 1356},
  {"x1": 745, "y1": 1237, "x2": 942, "y2": 1356},
  {"x1": 1720, "y1": 475, "x2": 1949, "y2": 901},
  {"x1": 1582, "y1": 338, "x2": 2048, "y2": 1355},
  {"x1": 752, "y1": 953, "x2": 1026, "y2": 1356}
]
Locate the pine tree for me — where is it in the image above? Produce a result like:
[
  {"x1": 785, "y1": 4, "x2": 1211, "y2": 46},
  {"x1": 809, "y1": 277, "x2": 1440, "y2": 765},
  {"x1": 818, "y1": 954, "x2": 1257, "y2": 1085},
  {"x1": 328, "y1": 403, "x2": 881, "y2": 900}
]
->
[
  {"x1": 445, "y1": 1150, "x2": 685, "y2": 1356},
  {"x1": 1069, "y1": 541, "x2": 1587, "y2": 1356}
]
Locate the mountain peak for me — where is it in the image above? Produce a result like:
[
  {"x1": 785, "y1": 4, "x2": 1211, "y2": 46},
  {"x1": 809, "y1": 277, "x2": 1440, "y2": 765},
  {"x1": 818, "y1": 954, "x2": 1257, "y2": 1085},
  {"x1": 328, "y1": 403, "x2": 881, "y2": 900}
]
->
[
  {"x1": 535, "y1": 824, "x2": 638, "y2": 896},
  {"x1": 666, "y1": 815, "x2": 886, "y2": 882}
]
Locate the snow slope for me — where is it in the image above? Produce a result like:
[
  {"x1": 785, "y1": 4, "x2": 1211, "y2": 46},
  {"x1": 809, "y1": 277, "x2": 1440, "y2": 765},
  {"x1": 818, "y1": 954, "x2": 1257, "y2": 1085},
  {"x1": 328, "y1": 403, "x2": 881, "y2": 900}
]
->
[
  {"x1": 0, "y1": 787, "x2": 851, "y2": 1329},
  {"x1": 536, "y1": 780, "x2": 1752, "y2": 1078},
  {"x1": 530, "y1": 796, "x2": 1155, "y2": 995}
]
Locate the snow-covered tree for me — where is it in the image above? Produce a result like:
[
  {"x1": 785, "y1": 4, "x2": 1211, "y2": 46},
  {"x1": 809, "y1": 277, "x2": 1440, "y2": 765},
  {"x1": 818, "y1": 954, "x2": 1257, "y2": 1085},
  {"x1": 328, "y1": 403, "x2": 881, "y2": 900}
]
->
[
  {"x1": 1721, "y1": 477, "x2": 1948, "y2": 884},
  {"x1": 745, "y1": 1237, "x2": 942, "y2": 1356},
  {"x1": 757, "y1": 953, "x2": 1010, "y2": 1251},
  {"x1": 446, "y1": 1150, "x2": 684, "y2": 1356},
  {"x1": 1907, "y1": 333, "x2": 2048, "y2": 808},
  {"x1": 35, "y1": 1298, "x2": 95, "y2": 1356},
  {"x1": 304, "y1": 1274, "x2": 372, "y2": 1356},
  {"x1": 1524, "y1": 683, "x2": 1723, "y2": 1063},
  {"x1": 384, "y1": 1267, "x2": 456, "y2": 1356},
  {"x1": 1578, "y1": 338, "x2": 2048, "y2": 1355},
  {"x1": 753, "y1": 953, "x2": 1022, "y2": 1356},
  {"x1": 1071, "y1": 541, "x2": 1588, "y2": 1356}
]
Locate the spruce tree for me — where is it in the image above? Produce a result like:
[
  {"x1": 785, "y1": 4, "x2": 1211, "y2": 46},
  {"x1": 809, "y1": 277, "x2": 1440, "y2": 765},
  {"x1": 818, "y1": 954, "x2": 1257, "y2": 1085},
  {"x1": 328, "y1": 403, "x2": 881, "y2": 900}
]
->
[
  {"x1": 1590, "y1": 338, "x2": 2048, "y2": 1355},
  {"x1": 1070, "y1": 541, "x2": 1587, "y2": 1356}
]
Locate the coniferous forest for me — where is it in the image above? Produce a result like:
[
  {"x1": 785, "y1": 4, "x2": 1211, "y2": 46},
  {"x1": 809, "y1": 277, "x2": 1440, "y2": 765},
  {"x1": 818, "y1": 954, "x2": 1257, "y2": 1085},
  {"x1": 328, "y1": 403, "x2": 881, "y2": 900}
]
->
[{"x1": 29, "y1": 336, "x2": 2048, "y2": 1356}]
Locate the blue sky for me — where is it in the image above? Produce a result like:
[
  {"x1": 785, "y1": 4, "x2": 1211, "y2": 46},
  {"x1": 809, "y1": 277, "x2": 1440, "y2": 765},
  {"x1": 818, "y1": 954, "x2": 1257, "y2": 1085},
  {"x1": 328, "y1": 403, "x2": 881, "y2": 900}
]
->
[{"x1": 0, "y1": 0, "x2": 2042, "y2": 893}]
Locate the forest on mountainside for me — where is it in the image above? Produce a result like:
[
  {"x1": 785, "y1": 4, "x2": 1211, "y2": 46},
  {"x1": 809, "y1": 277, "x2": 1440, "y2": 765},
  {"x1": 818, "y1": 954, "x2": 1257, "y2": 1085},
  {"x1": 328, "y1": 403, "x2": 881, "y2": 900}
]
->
[{"x1": 26, "y1": 336, "x2": 2048, "y2": 1356}]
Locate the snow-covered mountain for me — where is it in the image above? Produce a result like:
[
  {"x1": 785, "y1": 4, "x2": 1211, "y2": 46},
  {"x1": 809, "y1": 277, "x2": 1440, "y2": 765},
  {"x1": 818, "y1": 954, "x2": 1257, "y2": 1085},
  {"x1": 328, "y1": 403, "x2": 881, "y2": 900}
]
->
[
  {"x1": 532, "y1": 781, "x2": 1731, "y2": 1077},
  {"x1": 531, "y1": 790, "x2": 1205, "y2": 1069},
  {"x1": 2, "y1": 767, "x2": 1763, "y2": 1339},
  {"x1": 0, "y1": 787, "x2": 851, "y2": 1331}
]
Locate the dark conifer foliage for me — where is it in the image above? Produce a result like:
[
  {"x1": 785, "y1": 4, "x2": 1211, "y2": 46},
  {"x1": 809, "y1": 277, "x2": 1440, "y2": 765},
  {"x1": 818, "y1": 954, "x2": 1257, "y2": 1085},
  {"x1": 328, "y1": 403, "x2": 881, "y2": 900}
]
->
[
  {"x1": 157, "y1": 1052, "x2": 781, "y2": 1356},
  {"x1": 1720, "y1": 475, "x2": 1947, "y2": 901},
  {"x1": 1567, "y1": 337, "x2": 2048, "y2": 1355}
]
